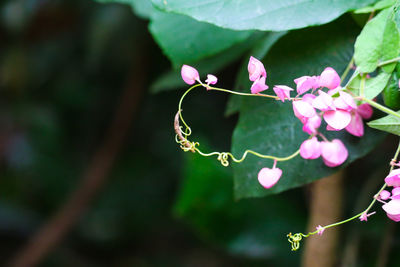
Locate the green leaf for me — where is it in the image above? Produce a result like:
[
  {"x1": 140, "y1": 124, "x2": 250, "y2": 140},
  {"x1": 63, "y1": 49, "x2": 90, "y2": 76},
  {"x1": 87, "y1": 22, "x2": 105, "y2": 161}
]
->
[
  {"x1": 348, "y1": 71, "x2": 391, "y2": 99},
  {"x1": 150, "y1": 32, "x2": 266, "y2": 93},
  {"x1": 354, "y1": 0, "x2": 396, "y2": 13},
  {"x1": 225, "y1": 31, "x2": 287, "y2": 116},
  {"x1": 381, "y1": 9, "x2": 400, "y2": 72},
  {"x1": 149, "y1": 10, "x2": 252, "y2": 68},
  {"x1": 174, "y1": 151, "x2": 304, "y2": 263},
  {"x1": 368, "y1": 111, "x2": 400, "y2": 135},
  {"x1": 383, "y1": 67, "x2": 400, "y2": 109},
  {"x1": 354, "y1": 8, "x2": 391, "y2": 73},
  {"x1": 152, "y1": 0, "x2": 376, "y2": 31},
  {"x1": 231, "y1": 18, "x2": 385, "y2": 199}
]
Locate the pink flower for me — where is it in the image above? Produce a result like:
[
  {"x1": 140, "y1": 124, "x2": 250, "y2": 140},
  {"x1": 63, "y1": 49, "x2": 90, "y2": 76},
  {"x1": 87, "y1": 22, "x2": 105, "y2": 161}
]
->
[
  {"x1": 385, "y1": 169, "x2": 400, "y2": 187},
  {"x1": 312, "y1": 90, "x2": 335, "y2": 111},
  {"x1": 380, "y1": 190, "x2": 391, "y2": 200},
  {"x1": 323, "y1": 109, "x2": 351, "y2": 130},
  {"x1": 258, "y1": 167, "x2": 282, "y2": 189},
  {"x1": 251, "y1": 76, "x2": 269, "y2": 94},
  {"x1": 293, "y1": 100, "x2": 316, "y2": 123},
  {"x1": 205, "y1": 74, "x2": 217, "y2": 86},
  {"x1": 248, "y1": 56, "x2": 266, "y2": 82},
  {"x1": 321, "y1": 139, "x2": 348, "y2": 167},
  {"x1": 345, "y1": 111, "x2": 364, "y2": 137},
  {"x1": 181, "y1": 65, "x2": 200, "y2": 85},
  {"x1": 300, "y1": 137, "x2": 321, "y2": 159},
  {"x1": 318, "y1": 67, "x2": 341, "y2": 89},
  {"x1": 273, "y1": 85, "x2": 293, "y2": 102},
  {"x1": 294, "y1": 76, "x2": 319, "y2": 95},
  {"x1": 333, "y1": 91, "x2": 357, "y2": 111},
  {"x1": 302, "y1": 93, "x2": 316, "y2": 104},
  {"x1": 382, "y1": 199, "x2": 400, "y2": 222},
  {"x1": 357, "y1": 103, "x2": 373, "y2": 119},
  {"x1": 302, "y1": 115, "x2": 322, "y2": 135},
  {"x1": 316, "y1": 225, "x2": 325, "y2": 235},
  {"x1": 359, "y1": 211, "x2": 376, "y2": 222},
  {"x1": 392, "y1": 187, "x2": 400, "y2": 199}
]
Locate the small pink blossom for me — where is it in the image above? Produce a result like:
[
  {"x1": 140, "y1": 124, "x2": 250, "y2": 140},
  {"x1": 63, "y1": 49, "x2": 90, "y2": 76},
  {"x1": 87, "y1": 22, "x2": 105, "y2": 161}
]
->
[
  {"x1": 345, "y1": 111, "x2": 364, "y2": 137},
  {"x1": 321, "y1": 139, "x2": 348, "y2": 167},
  {"x1": 258, "y1": 166, "x2": 282, "y2": 189},
  {"x1": 273, "y1": 85, "x2": 293, "y2": 102},
  {"x1": 251, "y1": 76, "x2": 269, "y2": 94},
  {"x1": 318, "y1": 67, "x2": 341, "y2": 89},
  {"x1": 302, "y1": 115, "x2": 322, "y2": 135},
  {"x1": 359, "y1": 211, "x2": 376, "y2": 222},
  {"x1": 300, "y1": 137, "x2": 321, "y2": 159},
  {"x1": 312, "y1": 90, "x2": 335, "y2": 111},
  {"x1": 392, "y1": 187, "x2": 400, "y2": 199},
  {"x1": 181, "y1": 65, "x2": 200, "y2": 85},
  {"x1": 248, "y1": 56, "x2": 266, "y2": 82},
  {"x1": 205, "y1": 74, "x2": 217, "y2": 86},
  {"x1": 293, "y1": 100, "x2": 316, "y2": 123},
  {"x1": 357, "y1": 103, "x2": 373, "y2": 119},
  {"x1": 294, "y1": 76, "x2": 319, "y2": 95},
  {"x1": 380, "y1": 190, "x2": 391, "y2": 200},
  {"x1": 316, "y1": 225, "x2": 325, "y2": 235},
  {"x1": 323, "y1": 109, "x2": 352, "y2": 130},
  {"x1": 385, "y1": 169, "x2": 400, "y2": 187},
  {"x1": 302, "y1": 93, "x2": 316, "y2": 104},
  {"x1": 382, "y1": 199, "x2": 400, "y2": 222}
]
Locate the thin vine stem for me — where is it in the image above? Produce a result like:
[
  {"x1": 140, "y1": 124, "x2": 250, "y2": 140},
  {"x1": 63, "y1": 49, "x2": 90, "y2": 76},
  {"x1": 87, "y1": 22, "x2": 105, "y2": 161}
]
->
[{"x1": 360, "y1": 97, "x2": 400, "y2": 119}]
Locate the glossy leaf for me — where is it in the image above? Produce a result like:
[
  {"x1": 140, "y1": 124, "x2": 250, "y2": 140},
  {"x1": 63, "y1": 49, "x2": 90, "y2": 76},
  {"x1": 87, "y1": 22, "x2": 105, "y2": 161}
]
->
[
  {"x1": 152, "y1": 0, "x2": 376, "y2": 31},
  {"x1": 354, "y1": 8, "x2": 391, "y2": 73},
  {"x1": 231, "y1": 19, "x2": 385, "y2": 199},
  {"x1": 149, "y1": 10, "x2": 252, "y2": 68},
  {"x1": 348, "y1": 71, "x2": 392, "y2": 99},
  {"x1": 383, "y1": 67, "x2": 400, "y2": 109},
  {"x1": 368, "y1": 111, "x2": 400, "y2": 135}
]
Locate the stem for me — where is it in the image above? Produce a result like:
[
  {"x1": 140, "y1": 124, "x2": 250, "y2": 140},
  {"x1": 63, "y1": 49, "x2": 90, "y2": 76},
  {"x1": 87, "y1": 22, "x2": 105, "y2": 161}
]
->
[
  {"x1": 360, "y1": 97, "x2": 400, "y2": 119},
  {"x1": 378, "y1": 56, "x2": 400, "y2": 67},
  {"x1": 208, "y1": 86, "x2": 279, "y2": 99},
  {"x1": 360, "y1": 74, "x2": 366, "y2": 97},
  {"x1": 340, "y1": 57, "x2": 354, "y2": 82}
]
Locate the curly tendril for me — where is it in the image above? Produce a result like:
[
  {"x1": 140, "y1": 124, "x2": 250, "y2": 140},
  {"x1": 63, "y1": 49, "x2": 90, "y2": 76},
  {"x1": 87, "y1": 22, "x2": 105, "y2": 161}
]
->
[{"x1": 174, "y1": 84, "x2": 300, "y2": 167}]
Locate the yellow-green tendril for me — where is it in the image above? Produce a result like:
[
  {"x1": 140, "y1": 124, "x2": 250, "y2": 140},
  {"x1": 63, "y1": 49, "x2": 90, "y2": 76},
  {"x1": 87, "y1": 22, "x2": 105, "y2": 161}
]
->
[
  {"x1": 287, "y1": 233, "x2": 307, "y2": 251},
  {"x1": 174, "y1": 84, "x2": 300, "y2": 166},
  {"x1": 287, "y1": 139, "x2": 400, "y2": 251}
]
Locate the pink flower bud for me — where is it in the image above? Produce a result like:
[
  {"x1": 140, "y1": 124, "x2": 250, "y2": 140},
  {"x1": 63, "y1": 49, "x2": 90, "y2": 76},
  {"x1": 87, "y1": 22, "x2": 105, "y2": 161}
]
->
[
  {"x1": 318, "y1": 67, "x2": 340, "y2": 89},
  {"x1": 321, "y1": 139, "x2": 348, "y2": 167},
  {"x1": 250, "y1": 76, "x2": 269, "y2": 94},
  {"x1": 294, "y1": 76, "x2": 319, "y2": 95},
  {"x1": 385, "y1": 169, "x2": 400, "y2": 187},
  {"x1": 357, "y1": 103, "x2": 373, "y2": 119},
  {"x1": 273, "y1": 85, "x2": 293, "y2": 102},
  {"x1": 258, "y1": 167, "x2": 282, "y2": 189},
  {"x1": 312, "y1": 90, "x2": 335, "y2": 111},
  {"x1": 316, "y1": 225, "x2": 325, "y2": 235},
  {"x1": 380, "y1": 190, "x2": 391, "y2": 200},
  {"x1": 181, "y1": 65, "x2": 200, "y2": 85},
  {"x1": 302, "y1": 115, "x2": 322, "y2": 135},
  {"x1": 323, "y1": 109, "x2": 351, "y2": 130},
  {"x1": 248, "y1": 56, "x2": 266, "y2": 82},
  {"x1": 300, "y1": 137, "x2": 321, "y2": 159},
  {"x1": 205, "y1": 74, "x2": 217, "y2": 86},
  {"x1": 345, "y1": 112, "x2": 364, "y2": 137},
  {"x1": 382, "y1": 199, "x2": 400, "y2": 222},
  {"x1": 293, "y1": 100, "x2": 316, "y2": 123}
]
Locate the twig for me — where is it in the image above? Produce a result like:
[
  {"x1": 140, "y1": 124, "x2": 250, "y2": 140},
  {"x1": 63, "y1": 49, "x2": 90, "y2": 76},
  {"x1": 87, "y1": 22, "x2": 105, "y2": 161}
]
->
[{"x1": 8, "y1": 53, "x2": 147, "y2": 267}]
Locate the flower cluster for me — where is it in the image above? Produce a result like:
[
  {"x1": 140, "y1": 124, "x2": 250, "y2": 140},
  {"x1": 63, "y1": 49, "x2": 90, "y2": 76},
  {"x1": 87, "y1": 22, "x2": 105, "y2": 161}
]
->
[{"x1": 245, "y1": 57, "x2": 373, "y2": 189}]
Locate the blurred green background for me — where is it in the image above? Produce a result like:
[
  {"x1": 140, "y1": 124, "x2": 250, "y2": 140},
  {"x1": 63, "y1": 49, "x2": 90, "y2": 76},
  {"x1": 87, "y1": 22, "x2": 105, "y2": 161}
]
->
[{"x1": 0, "y1": 0, "x2": 399, "y2": 266}]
